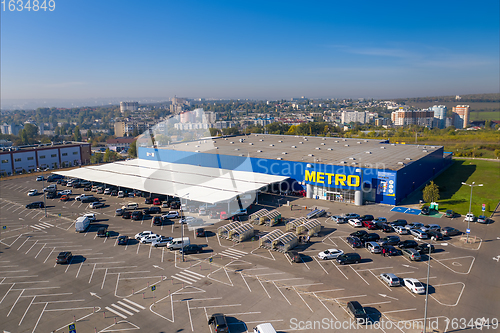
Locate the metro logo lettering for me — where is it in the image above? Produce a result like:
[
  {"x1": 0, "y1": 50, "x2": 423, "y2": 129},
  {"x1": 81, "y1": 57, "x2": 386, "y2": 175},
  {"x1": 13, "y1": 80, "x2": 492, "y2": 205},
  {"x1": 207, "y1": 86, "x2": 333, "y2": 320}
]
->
[{"x1": 304, "y1": 170, "x2": 360, "y2": 187}]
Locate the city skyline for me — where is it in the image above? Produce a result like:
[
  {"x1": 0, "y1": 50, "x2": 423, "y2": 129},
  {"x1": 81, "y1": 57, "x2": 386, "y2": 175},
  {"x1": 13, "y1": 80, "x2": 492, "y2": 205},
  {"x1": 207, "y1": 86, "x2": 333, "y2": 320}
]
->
[{"x1": 1, "y1": 0, "x2": 499, "y2": 107}]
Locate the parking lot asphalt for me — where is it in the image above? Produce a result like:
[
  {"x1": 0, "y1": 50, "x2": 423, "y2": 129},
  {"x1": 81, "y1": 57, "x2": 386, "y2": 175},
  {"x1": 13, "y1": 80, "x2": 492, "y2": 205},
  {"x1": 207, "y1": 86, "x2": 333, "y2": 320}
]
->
[{"x1": 1, "y1": 176, "x2": 499, "y2": 333}]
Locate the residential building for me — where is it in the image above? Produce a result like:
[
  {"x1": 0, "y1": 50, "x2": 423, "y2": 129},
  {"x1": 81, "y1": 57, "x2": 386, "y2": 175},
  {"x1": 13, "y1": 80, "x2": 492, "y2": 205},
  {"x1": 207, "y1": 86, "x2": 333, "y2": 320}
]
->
[
  {"x1": 430, "y1": 105, "x2": 447, "y2": 129},
  {"x1": 120, "y1": 102, "x2": 139, "y2": 112},
  {"x1": 391, "y1": 109, "x2": 434, "y2": 127},
  {"x1": 106, "y1": 137, "x2": 137, "y2": 152},
  {"x1": 1, "y1": 123, "x2": 22, "y2": 135},
  {"x1": 341, "y1": 111, "x2": 374, "y2": 124},
  {"x1": 452, "y1": 105, "x2": 470, "y2": 129}
]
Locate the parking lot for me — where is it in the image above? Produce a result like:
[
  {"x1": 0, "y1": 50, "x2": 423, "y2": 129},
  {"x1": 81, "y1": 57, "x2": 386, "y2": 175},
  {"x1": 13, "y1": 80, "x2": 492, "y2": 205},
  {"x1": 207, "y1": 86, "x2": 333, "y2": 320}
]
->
[{"x1": 1, "y1": 175, "x2": 499, "y2": 332}]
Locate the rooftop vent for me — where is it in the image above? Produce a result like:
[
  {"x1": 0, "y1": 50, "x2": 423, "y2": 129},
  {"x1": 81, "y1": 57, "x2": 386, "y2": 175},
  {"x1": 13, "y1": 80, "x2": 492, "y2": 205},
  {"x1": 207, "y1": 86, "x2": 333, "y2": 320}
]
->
[
  {"x1": 351, "y1": 162, "x2": 357, "y2": 165},
  {"x1": 278, "y1": 140, "x2": 283, "y2": 143},
  {"x1": 291, "y1": 145, "x2": 296, "y2": 148},
  {"x1": 315, "y1": 147, "x2": 320, "y2": 150},
  {"x1": 195, "y1": 150, "x2": 200, "y2": 152},
  {"x1": 299, "y1": 142, "x2": 303, "y2": 144},
  {"x1": 249, "y1": 143, "x2": 253, "y2": 145},
  {"x1": 398, "y1": 162, "x2": 404, "y2": 165},
  {"x1": 308, "y1": 154, "x2": 314, "y2": 157},
  {"x1": 235, "y1": 148, "x2": 239, "y2": 151},
  {"x1": 239, "y1": 154, "x2": 244, "y2": 156},
  {"x1": 257, "y1": 150, "x2": 262, "y2": 152},
  {"x1": 327, "y1": 148, "x2": 333, "y2": 151},
  {"x1": 277, "y1": 157, "x2": 282, "y2": 160},
  {"x1": 322, "y1": 138, "x2": 326, "y2": 140},
  {"x1": 344, "y1": 144, "x2": 349, "y2": 147},
  {"x1": 349, "y1": 157, "x2": 355, "y2": 160},
  {"x1": 269, "y1": 144, "x2": 274, "y2": 147},
  {"x1": 422, "y1": 149, "x2": 428, "y2": 152},
  {"x1": 282, "y1": 152, "x2": 287, "y2": 155},
  {"x1": 306, "y1": 163, "x2": 313, "y2": 168},
  {"x1": 340, "y1": 161, "x2": 346, "y2": 164},
  {"x1": 230, "y1": 142, "x2": 234, "y2": 144},
  {"x1": 335, "y1": 140, "x2": 339, "y2": 143},
  {"x1": 259, "y1": 139, "x2": 264, "y2": 142},
  {"x1": 405, "y1": 157, "x2": 412, "y2": 160},
  {"x1": 380, "y1": 146, "x2": 386, "y2": 149},
  {"x1": 357, "y1": 142, "x2": 361, "y2": 144},
  {"x1": 366, "y1": 151, "x2": 371, "y2": 154},
  {"x1": 321, "y1": 142, "x2": 325, "y2": 145},
  {"x1": 343, "y1": 139, "x2": 346, "y2": 141},
  {"x1": 195, "y1": 145, "x2": 200, "y2": 147}
]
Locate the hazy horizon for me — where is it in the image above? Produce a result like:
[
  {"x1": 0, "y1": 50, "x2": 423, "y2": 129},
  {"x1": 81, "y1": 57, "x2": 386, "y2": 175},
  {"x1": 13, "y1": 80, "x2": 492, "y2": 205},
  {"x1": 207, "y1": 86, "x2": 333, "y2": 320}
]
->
[{"x1": 2, "y1": 1, "x2": 499, "y2": 107}]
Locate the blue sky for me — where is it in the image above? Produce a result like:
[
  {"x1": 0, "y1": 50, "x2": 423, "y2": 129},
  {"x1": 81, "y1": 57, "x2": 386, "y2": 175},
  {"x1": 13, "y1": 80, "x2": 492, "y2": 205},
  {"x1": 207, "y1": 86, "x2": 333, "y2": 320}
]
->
[{"x1": 1, "y1": 0, "x2": 499, "y2": 103}]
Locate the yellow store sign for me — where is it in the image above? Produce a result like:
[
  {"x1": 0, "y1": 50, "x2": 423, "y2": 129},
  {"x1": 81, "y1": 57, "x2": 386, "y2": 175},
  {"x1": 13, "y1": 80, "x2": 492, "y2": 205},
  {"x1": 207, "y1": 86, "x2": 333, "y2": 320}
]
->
[{"x1": 305, "y1": 170, "x2": 360, "y2": 187}]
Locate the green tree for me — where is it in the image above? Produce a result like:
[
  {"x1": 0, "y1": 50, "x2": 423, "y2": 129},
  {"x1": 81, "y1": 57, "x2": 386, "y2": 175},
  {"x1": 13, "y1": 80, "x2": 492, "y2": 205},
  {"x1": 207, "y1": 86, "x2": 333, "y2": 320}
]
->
[
  {"x1": 209, "y1": 128, "x2": 221, "y2": 137},
  {"x1": 423, "y1": 181, "x2": 440, "y2": 203},
  {"x1": 86, "y1": 129, "x2": 93, "y2": 140},
  {"x1": 73, "y1": 126, "x2": 82, "y2": 142},
  {"x1": 128, "y1": 140, "x2": 137, "y2": 158},
  {"x1": 103, "y1": 148, "x2": 113, "y2": 162},
  {"x1": 495, "y1": 149, "x2": 500, "y2": 159}
]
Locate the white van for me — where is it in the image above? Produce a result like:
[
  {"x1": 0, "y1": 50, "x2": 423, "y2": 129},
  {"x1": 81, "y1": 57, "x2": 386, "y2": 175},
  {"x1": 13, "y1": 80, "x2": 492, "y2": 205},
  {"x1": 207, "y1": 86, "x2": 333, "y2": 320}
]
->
[
  {"x1": 253, "y1": 323, "x2": 277, "y2": 333},
  {"x1": 167, "y1": 237, "x2": 190, "y2": 250},
  {"x1": 122, "y1": 202, "x2": 138, "y2": 210},
  {"x1": 75, "y1": 216, "x2": 90, "y2": 233}
]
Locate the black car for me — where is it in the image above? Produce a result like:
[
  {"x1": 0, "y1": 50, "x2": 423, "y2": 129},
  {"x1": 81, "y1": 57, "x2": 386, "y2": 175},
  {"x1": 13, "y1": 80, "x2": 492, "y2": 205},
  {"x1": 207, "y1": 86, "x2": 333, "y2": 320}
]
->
[
  {"x1": 121, "y1": 211, "x2": 132, "y2": 219},
  {"x1": 445, "y1": 210, "x2": 457, "y2": 218},
  {"x1": 144, "y1": 206, "x2": 161, "y2": 215},
  {"x1": 421, "y1": 206, "x2": 430, "y2": 215},
  {"x1": 131, "y1": 211, "x2": 143, "y2": 220},
  {"x1": 359, "y1": 233, "x2": 380, "y2": 244},
  {"x1": 398, "y1": 240, "x2": 419, "y2": 249},
  {"x1": 360, "y1": 215, "x2": 374, "y2": 222},
  {"x1": 196, "y1": 228, "x2": 206, "y2": 237},
  {"x1": 415, "y1": 243, "x2": 435, "y2": 254},
  {"x1": 46, "y1": 192, "x2": 58, "y2": 199},
  {"x1": 287, "y1": 250, "x2": 302, "y2": 263},
  {"x1": 153, "y1": 216, "x2": 162, "y2": 226},
  {"x1": 442, "y1": 227, "x2": 461, "y2": 236},
  {"x1": 145, "y1": 197, "x2": 153, "y2": 204},
  {"x1": 26, "y1": 201, "x2": 45, "y2": 209},
  {"x1": 117, "y1": 235, "x2": 128, "y2": 245},
  {"x1": 81, "y1": 196, "x2": 99, "y2": 203},
  {"x1": 111, "y1": 190, "x2": 118, "y2": 196},
  {"x1": 97, "y1": 226, "x2": 108, "y2": 237},
  {"x1": 180, "y1": 244, "x2": 204, "y2": 254},
  {"x1": 170, "y1": 201, "x2": 180, "y2": 209},
  {"x1": 381, "y1": 245, "x2": 399, "y2": 256},
  {"x1": 390, "y1": 219, "x2": 407, "y2": 227},
  {"x1": 347, "y1": 301, "x2": 368, "y2": 324},
  {"x1": 56, "y1": 251, "x2": 72, "y2": 264},
  {"x1": 347, "y1": 236, "x2": 363, "y2": 248},
  {"x1": 376, "y1": 222, "x2": 393, "y2": 233},
  {"x1": 350, "y1": 230, "x2": 368, "y2": 238},
  {"x1": 426, "y1": 230, "x2": 444, "y2": 241},
  {"x1": 378, "y1": 235, "x2": 400, "y2": 246},
  {"x1": 337, "y1": 253, "x2": 361, "y2": 265},
  {"x1": 84, "y1": 186, "x2": 92, "y2": 191},
  {"x1": 208, "y1": 313, "x2": 228, "y2": 333}
]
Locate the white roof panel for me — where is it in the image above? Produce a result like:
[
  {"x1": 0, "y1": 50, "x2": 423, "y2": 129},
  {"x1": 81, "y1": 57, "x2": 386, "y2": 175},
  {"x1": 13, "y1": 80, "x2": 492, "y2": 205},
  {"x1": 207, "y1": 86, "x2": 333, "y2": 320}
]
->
[{"x1": 55, "y1": 159, "x2": 287, "y2": 204}]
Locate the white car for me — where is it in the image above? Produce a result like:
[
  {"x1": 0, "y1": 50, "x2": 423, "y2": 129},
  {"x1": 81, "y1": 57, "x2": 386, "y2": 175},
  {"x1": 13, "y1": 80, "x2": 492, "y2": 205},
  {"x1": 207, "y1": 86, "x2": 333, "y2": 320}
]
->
[
  {"x1": 410, "y1": 229, "x2": 428, "y2": 239},
  {"x1": 421, "y1": 224, "x2": 441, "y2": 232},
  {"x1": 83, "y1": 213, "x2": 96, "y2": 221},
  {"x1": 348, "y1": 219, "x2": 362, "y2": 227},
  {"x1": 393, "y1": 226, "x2": 409, "y2": 235},
  {"x1": 179, "y1": 216, "x2": 197, "y2": 224},
  {"x1": 36, "y1": 176, "x2": 44, "y2": 181},
  {"x1": 318, "y1": 248, "x2": 344, "y2": 260},
  {"x1": 76, "y1": 194, "x2": 92, "y2": 201},
  {"x1": 117, "y1": 191, "x2": 125, "y2": 198},
  {"x1": 135, "y1": 231, "x2": 154, "y2": 240},
  {"x1": 161, "y1": 202, "x2": 170, "y2": 208},
  {"x1": 405, "y1": 222, "x2": 424, "y2": 230},
  {"x1": 464, "y1": 213, "x2": 475, "y2": 222},
  {"x1": 104, "y1": 188, "x2": 111, "y2": 195},
  {"x1": 162, "y1": 211, "x2": 179, "y2": 219},
  {"x1": 58, "y1": 189, "x2": 72, "y2": 195},
  {"x1": 140, "y1": 234, "x2": 161, "y2": 244},
  {"x1": 89, "y1": 202, "x2": 104, "y2": 209},
  {"x1": 151, "y1": 236, "x2": 173, "y2": 247},
  {"x1": 404, "y1": 278, "x2": 426, "y2": 294},
  {"x1": 198, "y1": 207, "x2": 207, "y2": 215},
  {"x1": 27, "y1": 189, "x2": 38, "y2": 196}
]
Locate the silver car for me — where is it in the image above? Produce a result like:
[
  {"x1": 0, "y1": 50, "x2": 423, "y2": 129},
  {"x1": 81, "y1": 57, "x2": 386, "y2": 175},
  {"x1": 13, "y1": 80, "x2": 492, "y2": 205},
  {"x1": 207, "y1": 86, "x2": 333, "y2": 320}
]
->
[
  {"x1": 380, "y1": 273, "x2": 400, "y2": 287},
  {"x1": 410, "y1": 229, "x2": 428, "y2": 239}
]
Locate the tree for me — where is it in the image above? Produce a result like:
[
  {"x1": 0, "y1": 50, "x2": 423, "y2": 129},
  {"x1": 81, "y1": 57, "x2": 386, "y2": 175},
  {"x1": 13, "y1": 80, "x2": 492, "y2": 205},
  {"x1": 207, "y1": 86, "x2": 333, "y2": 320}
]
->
[
  {"x1": 495, "y1": 149, "x2": 500, "y2": 159},
  {"x1": 73, "y1": 126, "x2": 82, "y2": 142},
  {"x1": 423, "y1": 181, "x2": 440, "y2": 203},
  {"x1": 103, "y1": 148, "x2": 113, "y2": 162},
  {"x1": 86, "y1": 129, "x2": 93, "y2": 140},
  {"x1": 128, "y1": 140, "x2": 137, "y2": 158}
]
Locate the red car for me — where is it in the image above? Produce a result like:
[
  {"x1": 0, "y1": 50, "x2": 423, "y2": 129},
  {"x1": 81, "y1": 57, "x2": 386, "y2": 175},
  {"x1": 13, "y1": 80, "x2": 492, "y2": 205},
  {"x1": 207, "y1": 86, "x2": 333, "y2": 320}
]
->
[
  {"x1": 153, "y1": 198, "x2": 161, "y2": 205},
  {"x1": 362, "y1": 220, "x2": 377, "y2": 230},
  {"x1": 60, "y1": 194, "x2": 70, "y2": 201}
]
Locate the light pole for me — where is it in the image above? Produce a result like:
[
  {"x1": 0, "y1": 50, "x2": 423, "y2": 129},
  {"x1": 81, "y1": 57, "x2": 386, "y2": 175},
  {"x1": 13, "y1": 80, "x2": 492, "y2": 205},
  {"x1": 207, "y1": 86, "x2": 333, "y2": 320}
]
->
[
  {"x1": 423, "y1": 239, "x2": 447, "y2": 333},
  {"x1": 38, "y1": 168, "x2": 48, "y2": 217},
  {"x1": 176, "y1": 193, "x2": 189, "y2": 263},
  {"x1": 461, "y1": 181, "x2": 483, "y2": 243}
]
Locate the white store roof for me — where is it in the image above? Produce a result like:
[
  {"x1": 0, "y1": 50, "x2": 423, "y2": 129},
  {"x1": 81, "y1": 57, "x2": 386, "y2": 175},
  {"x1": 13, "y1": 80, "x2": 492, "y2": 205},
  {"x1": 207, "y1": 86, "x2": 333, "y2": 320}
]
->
[{"x1": 54, "y1": 159, "x2": 287, "y2": 204}]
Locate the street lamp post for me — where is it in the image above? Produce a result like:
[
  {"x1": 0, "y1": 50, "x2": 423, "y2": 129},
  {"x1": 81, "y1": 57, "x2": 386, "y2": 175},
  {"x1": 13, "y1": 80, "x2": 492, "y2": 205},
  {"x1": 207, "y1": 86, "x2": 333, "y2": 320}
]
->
[
  {"x1": 38, "y1": 168, "x2": 48, "y2": 218},
  {"x1": 423, "y1": 240, "x2": 447, "y2": 333},
  {"x1": 461, "y1": 181, "x2": 483, "y2": 243}
]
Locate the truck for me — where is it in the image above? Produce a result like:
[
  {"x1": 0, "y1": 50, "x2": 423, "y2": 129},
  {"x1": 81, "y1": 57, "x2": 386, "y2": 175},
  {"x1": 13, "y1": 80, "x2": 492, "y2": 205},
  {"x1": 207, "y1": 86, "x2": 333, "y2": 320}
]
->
[{"x1": 75, "y1": 216, "x2": 90, "y2": 233}]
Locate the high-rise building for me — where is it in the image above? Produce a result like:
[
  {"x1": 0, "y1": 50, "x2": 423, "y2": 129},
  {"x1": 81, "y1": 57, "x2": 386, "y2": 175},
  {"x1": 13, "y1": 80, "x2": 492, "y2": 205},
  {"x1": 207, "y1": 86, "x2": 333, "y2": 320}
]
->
[
  {"x1": 120, "y1": 102, "x2": 139, "y2": 112},
  {"x1": 391, "y1": 109, "x2": 434, "y2": 127},
  {"x1": 341, "y1": 111, "x2": 371, "y2": 124},
  {"x1": 452, "y1": 105, "x2": 470, "y2": 129},
  {"x1": 430, "y1": 105, "x2": 447, "y2": 129}
]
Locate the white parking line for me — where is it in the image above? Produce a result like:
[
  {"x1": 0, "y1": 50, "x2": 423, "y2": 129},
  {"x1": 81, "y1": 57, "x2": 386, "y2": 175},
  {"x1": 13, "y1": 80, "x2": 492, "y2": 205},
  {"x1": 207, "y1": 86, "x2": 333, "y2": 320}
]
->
[
  {"x1": 314, "y1": 257, "x2": 329, "y2": 274},
  {"x1": 331, "y1": 262, "x2": 349, "y2": 279},
  {"x1": 17, "y1": 237, "x2": 31, "y2": 251},
  {"x1": 273, "y1": 281, "x2": 291, "y2": 305},
  {"x1": 351, "y1": 267, "x2": 370, "y2": 285},
  {"x1": 293, "y1": 287, "x2": 313, "y2": 312},
  {"x1": 25, "y1": 240, "x2": 38, "y2": 254},
  {"x1": 105, "y1": 306, "x2": 128, "y2": 319}
]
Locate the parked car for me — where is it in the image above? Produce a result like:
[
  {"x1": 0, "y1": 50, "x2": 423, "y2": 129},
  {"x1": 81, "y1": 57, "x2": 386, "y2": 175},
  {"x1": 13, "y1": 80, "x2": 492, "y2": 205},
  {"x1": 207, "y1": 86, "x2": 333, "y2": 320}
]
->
[
  {"x1": 196, "y1": 228, "x2": 206, "y2": 237},
  {"x1": 415, "y1": 243, "x2": 435, "y2": 255},
  {"x1": 445, "y1": 210, "x2": 457, "y2": 218},
  {"x1": 82, "y1": 196, "x2": 99, "y2": 203},
  {"x1": 410, "y1": 229, "x2": 428, "y2": 239},
  {"x1": 144, "y1": 207, "x2": 161, "y2": 215},
  {"x1": 422, "y1": 224, "x2": 441, "y2": 232},
  {"x1": 348, "y1": 219, "x2": 362, "y2": 227},
  {"x1": 145, "y1": 197, "x2": 153, "y2": 204},
  {"x1": 140, "y1": 234, "x2": 161, "y2": 244},
  {"x1": 381, "y1": 245, "x2": 399, "y2": 256},
  {"x1": 380, "y1": 273, "x2": 401, "y2": 287},
  {"x1": 464, "y1": 213, "x2": 475, "y2": 222},
  {"x1": 103, "y1": 188, "x2": 111, "y2": 195},
  {"x1": 345, "y1": 213, "x2": 360, "y2": 219},
  {"x1": 121, "y1": 211, "x2": 132, "y2": 219},
  {"x1": 58, "y1": 189, "x2": 72, "y2": 195},
  {"x1": 378, "y1": 235, "x2": 400, "y2": 246},
  {"x1": 420, "y1": 206, "x2": 431, "y2": 215},
  {"x1": 208, "y1": 313, "x2": 229, "y2": 333},
  {"x1": 97, "y1": 226, "x2": 108, "y2": 237},
  {"x1": 198, "y1": 207, "x2": 207, "y2": 216},
  {"x1": 346, "y1": 236, "x2": 363, "y2": 248},
  {"x1": 376, "y1": 222, "x2": 393, "y2": 233},
  {"x1": 373, "y1": 217, "x2": 387, "y2": 224},
  {"x1": 359, "y1": 233, "x2": 380, "y2": 244},
  {"x1": 360, "y1": 215, "x2": 374, "y2": 222},
  {"x1": 151, "y1": 236, "x2": 173, "y2": 247},
  {"x1": 115, "y1": 208, "x2": 124, "y2": 216},
  {"x1": 365, "y1": 241, "x2": 381, "y2": 254},
  {"x1": 390, "y1": 219, "x2": 407, "y2": 227},
  {"x1": 56, "y1": 251, "x2": 72, "y2": 264},
  {"x1": 60, "y1": 194, "x2": 70, "y2": 202},
  {"x1": 117, "y1": 235, "x2": 128, "y2": 245},
  {"x1": 26, "y1": 201, "x2": 44, "y2": 209},
  {"x1": 162, "y1": 211, "x2": 179, "y2": 219},
  {"x1": 398, "y1": 240, "x2": 419, "y2": 249},
  {"x1": 90, "y1": 202, "x2": 105, "y2": 209},
  {"x1": 36, "y1": 175, "x2": 44, "y2": 181},
  {"x1": 286, "y1": 250, "x2": 302, "y2": 263},
  {"x1": 362, "y1": 220, "x2": 377, "y2": 230},
  {"x1": 84, "y1": 186, "x2": 92, "y2": 191},
  {"x1": 347, "y1": 301, "x2": 368, "y2": 324},
  {"x1": 318, "y1": 248, "x2": 344, "y2": 260},
  {"x1": 131, "y1": 211, "x2": 143, "y2": 220},
  {"x1": 135, "y1": 230, "x2": 154, "y2": 240},
  {"x1": 76, "y1": 194, "x2": 92, "y2": 201},
  {"x1": 331, "y1": 215, "x2": 347, "y2": 224},
  {"x1": 153, "y1": 198, "x2": 162, "y2": 205},
  {"x1": 27, "y1": 189, "x2": 38, "y2": 196},
  {"x1": 336, "y1": 253, "x2": 361, "y2": 265},
  {"x1": 96, "y1": 187, "x2": 104, "y2": 194},
  {"x1": 477, "y1": 215, "x2": 489, "y2": 224},
  {"x1": 404, "y1": 278, "x2": 425, "y2": 294},
  {"x1": 46, "y1": 191, "x2": 58, "y2": 199},
  {"x1": 426, "y1": 230, "x2": 444, "y2": 241},
  {"x1": 442, "y1": 226, "x2": 461, "y2": 236},
  {"x1": 406, "y1": 222, "x2": 424, "y2": 230},
  {"x1": 110, "y1": 190, "x2": 118, "y2": 196},
  {"x1": 402, "y1": 248, "x2": 421, "y2": 261},
  {"x1": 153, "y1": 216, "x2": 162, "y2": 226},
  {"x1": 179, "y1": 244, "x2": 204, "y2": 254},
  {"x1": 350, "y1": 230, "x2": 368, "y2": 238},
  {"x1": 393, "y1": 226, "x2": 409, "y2": 235}
]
